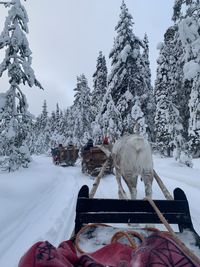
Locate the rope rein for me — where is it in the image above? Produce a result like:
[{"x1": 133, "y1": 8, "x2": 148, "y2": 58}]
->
[{"x1": 145, "y1": 197, "x2": 200, "y2": 265}]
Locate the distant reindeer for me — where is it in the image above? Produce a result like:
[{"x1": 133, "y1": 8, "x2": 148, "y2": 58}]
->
[{"x1": 112, "y1": 134, "x2": 154, "y2": 199}]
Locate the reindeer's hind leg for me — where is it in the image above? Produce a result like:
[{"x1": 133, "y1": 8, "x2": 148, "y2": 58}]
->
[
  {"x1": 142, "y1": 172, "x2": 153, "y2": 198},
  {"x1": 115, "y1": 169, "x2": 127, "y2": 199},
  {"x1": 123, "y1": 174, "x2": 138, "y2": 199}
]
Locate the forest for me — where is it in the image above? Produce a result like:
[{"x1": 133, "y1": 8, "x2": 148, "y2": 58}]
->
[{"x1": 0, "y1": 0, "x2": 200, "y2": 171}]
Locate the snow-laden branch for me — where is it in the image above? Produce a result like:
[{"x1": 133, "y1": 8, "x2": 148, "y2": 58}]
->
[
  {"x1": 0, "y1": 1, "x2": 26, "y2": 8},
  {"x1": 0, "y1": 1, "x2": 14, "y2": 7},
  {"x1": 187, "y1": 4, "x2": 200, "y2": 16}
]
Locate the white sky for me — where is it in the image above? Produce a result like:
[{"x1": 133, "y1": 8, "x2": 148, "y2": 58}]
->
[{"x1": 0, "y1": 0, "x2": 174, "y2": 116}]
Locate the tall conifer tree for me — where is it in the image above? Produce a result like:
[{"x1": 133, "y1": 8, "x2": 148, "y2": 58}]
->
[
  {"x1": 92, "y1": 51, "x2": 108, "y2": 118},
  {"x1": 0, "y1": 0, "x2": 42, "y2": 171},
  {"x1": 108, "y1": 1, "x2": 149, "y2": 133},
  {"x1": 73, "y1": 74, "x2": 91, "y2": 146}
]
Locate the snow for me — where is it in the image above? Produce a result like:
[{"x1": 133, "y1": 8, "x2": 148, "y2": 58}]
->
[
  {"x1": 0, "y1": 154, "x2": 200, "y2": 266},
  {"x1": 156, "y1": 42, "x2": 164, "y2": 50},
  {"x1": 120, "y1": 44, "x2": 131, "y2": 62},
  {"x1": 183, "y1": 60, "x2": 200, "y2": 81}
]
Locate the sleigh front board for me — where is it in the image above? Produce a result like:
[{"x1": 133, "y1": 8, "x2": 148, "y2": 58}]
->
[{"x1": 74, "y1": 185, "x2": 200, "y2": 248}]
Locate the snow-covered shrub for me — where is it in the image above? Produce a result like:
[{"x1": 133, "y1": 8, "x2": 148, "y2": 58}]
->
[
  {"x1": 1, "y1": 143, "x2": 31, "y2": 172},
  {"x1": 180, "y1": 151, "x2": 193, "y2": 168}
]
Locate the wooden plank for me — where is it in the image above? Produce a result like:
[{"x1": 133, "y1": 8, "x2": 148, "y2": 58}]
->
[
  {"x1": 74, "y1": 186, "x2": 200, "y2": 242},
  {"x1": 75, "y1": 212, "x2": 190, "y2": 224},
  {"x1": 76, "y1": 198, "x2": 188, "y2": 213}
]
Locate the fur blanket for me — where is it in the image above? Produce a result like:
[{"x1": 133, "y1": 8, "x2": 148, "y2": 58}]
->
[{"x1": 18, "y1": 232, "x2": 200, "y2": 267}]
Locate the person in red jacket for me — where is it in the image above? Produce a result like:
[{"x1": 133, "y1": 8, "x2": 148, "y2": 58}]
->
[{"x1": 103, "y1": 136, "x2": 109, "y2": 145}]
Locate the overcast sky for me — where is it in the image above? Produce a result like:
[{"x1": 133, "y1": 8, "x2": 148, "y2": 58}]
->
[{"x1": 0, "y1": 0, "x2": 174, "y2": 116}]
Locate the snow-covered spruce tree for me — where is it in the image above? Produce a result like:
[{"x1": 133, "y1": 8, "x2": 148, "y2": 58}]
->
[
  {"x1": 33, "y1": 100, "x2": 51, "y2": 154},
  {"x1": 108, "y1": 1, "x2": 151, "y2": 134},
  {"x1": 155, "y1": 19, "x2": 194, "y2": 165},
  {"x1": 172, "y1": 0, "x2": 195, "y2": 22},
  {"x1": 25, "y1": 117, "x2": 35, "y2": 154},
  {"x1": 58, "y1": 109, "x2": 65, "y2": 141},
  {"x1": 0, "y1": 0, "x2": 42, "y2": 171},
  {"x1": 73, "y1": 74, "x2": 92, "y2": 146},
  {"x1": 188, "y1": 76, "x2": 200, "y2": 157},
  {"x1": 173, "y1": 1, "x2": 195, "y2": 139},
  {"x1": 91, "y1": 51, "x2": 108, "y2": 119},
  {"x1": 55, "y1": 103, "x2": 65, "y2": 143},
  {"x1": 49, "y1": 103, "x2": 66, "y2": 147},
  {"x1": 116, "y1": 89, "x2": 134, "y2": 132},
  {"x1": 49, "y1": 110, "x2": 57, "y2": 147},
  {"x1": 93, "y1": 88, "x2": 122, "y2": 143},
  {"x1": 55, "y1": 103, "x2": 60, "y2": 126},
  {"x1": 154, "y1": 42, "x2": 174, "y2": 155},
  {"x1": 154, "y1": 25, "x2": 184, "y2": 156},
  {"x1": 173, "y1": 0, "x2": 200, "y2": 153},
  {"x1": 142, "y1": 34, "x2": 152, "y2": 93},
  {"x1": 129, "y1": 96, "x2": 148, "y2": 138},
  {"x1": 141, "y1": 33, "x2": 155, "y2": 141},
  {"x1": 62, "y1": 107, "x2": 75, "y2": 145},
  {"x1": 0, "y1": 91, "x2": 9, "y2": 156},
  {"x1": 167, "y1": 101, "x2": 193, "y2": 167}
]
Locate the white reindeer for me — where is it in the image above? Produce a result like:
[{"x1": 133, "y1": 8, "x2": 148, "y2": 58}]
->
[{"x1": 112, "y1": 134, "x2": 154, "y2": 199}]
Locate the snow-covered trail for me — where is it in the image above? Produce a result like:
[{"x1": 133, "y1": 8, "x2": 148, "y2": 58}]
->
[
  {"x1": 0, "y1": 156, "x2": 91, "y2": 267},
  {"x1": 0, "y1": 155, "x2": 200, "y2": 267}
]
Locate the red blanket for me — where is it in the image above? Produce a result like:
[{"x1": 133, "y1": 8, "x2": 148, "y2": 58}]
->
[{"x1": 18, "y1": 232, "x2": 200, "y2": 267}]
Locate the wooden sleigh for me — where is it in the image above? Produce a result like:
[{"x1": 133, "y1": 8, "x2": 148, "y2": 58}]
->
[
  {"x1": 52, "y1": 146, "x2": 79, "y2": 167},
  {"x1": 74, "y1": 185, "x2": 200, "y2": 250},
  {"x1": 81, "y1": 145, "x2": 113, "y2": 176}
]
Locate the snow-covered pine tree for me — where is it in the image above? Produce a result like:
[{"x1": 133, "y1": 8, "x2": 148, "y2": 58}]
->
[
  {"x1": 91, "y1": 51, "x2": 108, "y2": 119},
  {"x1": 108, "y1": 1, "x2": 149, "y2": 134},
  {"x1": 0, "y1": 0, "x2": 42, "y2": 171},
  {"x1": 73, "y1": 74, "x2": 92, "y2": 146}
]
